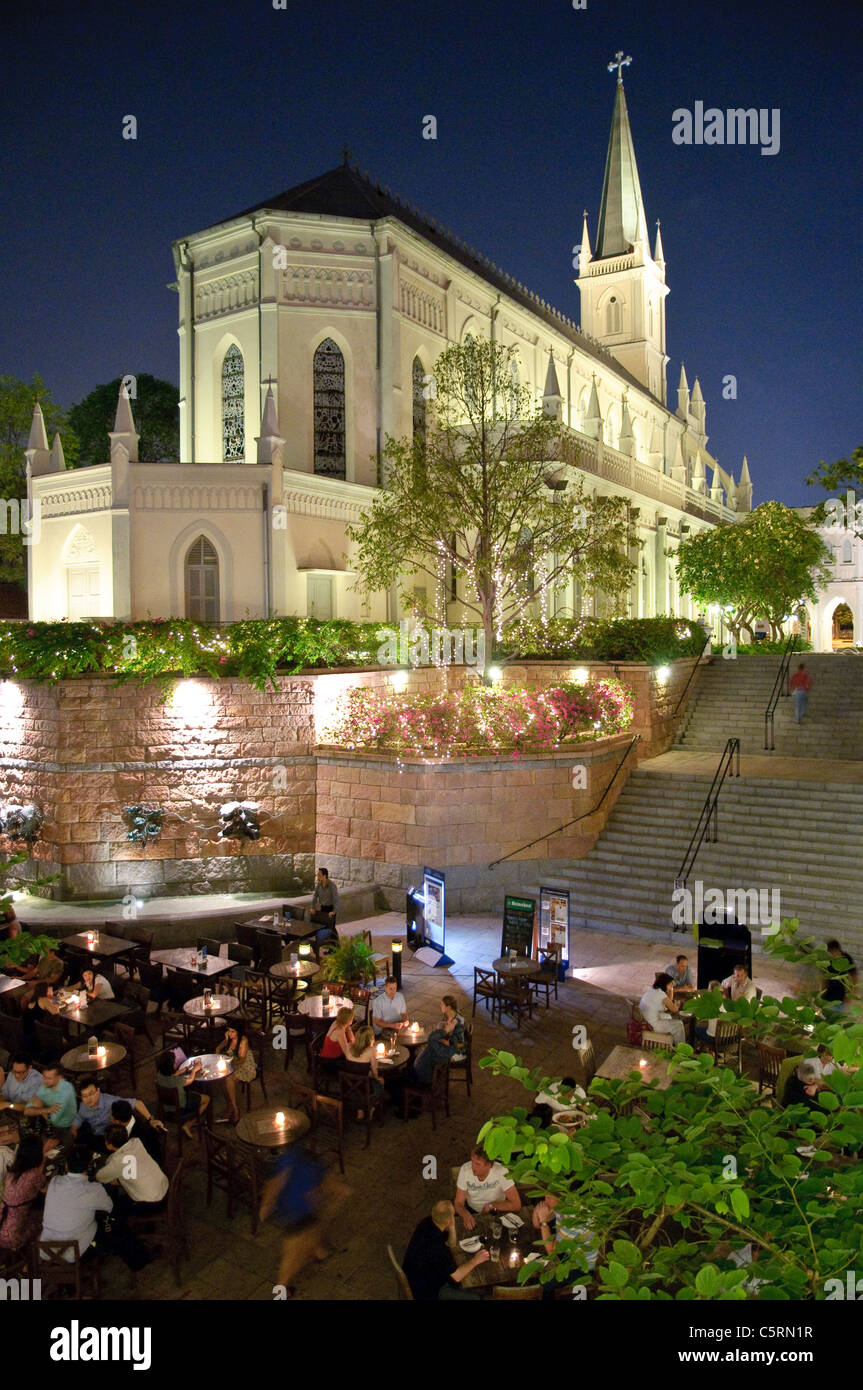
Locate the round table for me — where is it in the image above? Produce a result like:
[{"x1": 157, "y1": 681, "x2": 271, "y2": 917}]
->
[
  {"x1": 298, "y1": 994, "x2": 352, "y2": 1019},
  {"x1": 236, "y1": 1105, "x2": 310, "y2": 1150},
  {"x1": 397, "y1": 1026, "x2": 429, "y2": 1054},
  {"x1": 183, "y1": 994, "x2": 240, "y2": 1018},
  {"x1": 270, "y1": 960, "x2": 318, "y2": 981},
  {"x1": 373, "y1": 1043, "x2": 410, "y2": 1073},
  {"x1": 61, "y1": 1042, "x2": 127, "y2": 1074},
  {"x1": 492, "y1": 957, "x2": 542, "y2": 979},
  {"x1": 178, "y1": 1052, "x2": 235, "y2": 1082}
]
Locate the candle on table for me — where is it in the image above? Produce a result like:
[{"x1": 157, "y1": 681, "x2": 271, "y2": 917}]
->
[
  {"x1": 376, "y1": 1043, "x2": 386, "y2": 1056},
  {"x1": 275, "y1": 1111, "x2": 286, "y2": 1127},
  {"x1": 217, "y1": 1058, "x2": 226, "y2": 1074},
  {"x1": 639, "y1": 1058, "x2": 647, "y2": 1068},
  {"x1": 96, "y1": 1046, "x2": 106, "y2": 1059}
]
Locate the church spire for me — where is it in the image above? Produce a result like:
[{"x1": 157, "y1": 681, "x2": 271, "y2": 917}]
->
[
  {"x1": 25, "y1": 401, "x2": 51, "y2": 476},
  {"x1": 677, "y1": 363, "x2": 690, "y2": 418},
  {"x1": 653, "y1": 219, "x2": 665, "y2": 268},
  {"x1": 579, "y1": 210, "x2": 592, "y2": 269},
  {"x1": 110, "y1": 381, "x2": 139, "y2": 463},
  {"x1": 595, "y1": 56, "x2": 650, "y2": 258},
  {"x1": 542, "y1": 351, "x2": 563, "y2": 421}
]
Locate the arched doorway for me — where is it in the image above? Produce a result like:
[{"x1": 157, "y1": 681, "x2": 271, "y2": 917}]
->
[{"x1": 832, "y1": 602, "x2": 854, "y2": 649}]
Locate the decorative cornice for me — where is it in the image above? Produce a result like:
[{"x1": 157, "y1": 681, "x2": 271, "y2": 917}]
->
[
  {"x1": 133, "y1": 483, "x2": 261, "y2": 510},
  {"x1": 279, "y1": 264, "x2": 374, "y2": 309}
]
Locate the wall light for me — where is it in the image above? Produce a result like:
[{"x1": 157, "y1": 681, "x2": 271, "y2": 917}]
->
[
  {"x1": 390, "y1": 670, "x2": 409, "y2": 691},
  {"x1": 488, "y1": 666, "x2": 502, "y2": 682},
  {"x1": 171, "y1": 680, "x2": 213, "y2": 722},
  {"x1": 0, "y1": 681, "x2": 24, "y2": 713},
  {"x1": 570, "y1": 667, "x2": 590, "y2": 684},
  {"x1": 656, "y1": 665, "x2": 671, "y2": 683}
]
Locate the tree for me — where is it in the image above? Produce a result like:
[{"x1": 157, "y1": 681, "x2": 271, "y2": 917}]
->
[
  {"x1": 478, "y1": 919, "x2": 863, "y2": 1301},
  {"x1": 68, "y1": 374, "x2": 179, "y2": 465},
  {"x1": 0, "y1": 375, "x2": 79, "y2": 586},
  {"x1": 674, "y1": 501, "x2": 832, "y2": 643},
  {"x1": 347, "y1": 340, "x2": 636, "y2": 679},
  {"x1": 806, "y1": 445, "x2": 863, "y2": 496}
]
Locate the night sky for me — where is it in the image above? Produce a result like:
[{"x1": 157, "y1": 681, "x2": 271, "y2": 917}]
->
[{"x1": 2, "y1": 0, "x2": 860, "y2": 506}]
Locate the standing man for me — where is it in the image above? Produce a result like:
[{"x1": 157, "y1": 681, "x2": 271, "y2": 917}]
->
[
  {"x1": 309, "y1": 867, "x2": 339, "y2": 931},
  {"x1": 789, "y1": 662, "x2": 812, "y2": 724}
]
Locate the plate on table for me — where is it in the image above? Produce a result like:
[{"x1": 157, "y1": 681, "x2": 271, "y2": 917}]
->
[
  {"x1": 459, "y1": 1236, "x2": 482, "y2": 1253},
  {"x1": 501, "y1": 1213, "x2": 523, "y2": 1229}
]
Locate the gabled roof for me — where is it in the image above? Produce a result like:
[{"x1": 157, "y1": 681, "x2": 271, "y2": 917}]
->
[{"x1": 217, "y1": 162, "x2": 646, "y2": 395}]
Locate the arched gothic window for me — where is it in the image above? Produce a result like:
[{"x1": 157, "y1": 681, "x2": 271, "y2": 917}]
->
[
  {"x1": 313, "y1": 339, "x2": 346, "y2": 478},
  {"x1": 606, "y1": 296, "x2": 622, "y2": 334},
  {"x1": 412, "y1": 356, "x2": 427, "y2": 444},
  {"x1": 222, "y1": 345, "x2": 245, "y2": 461},
  {"x1": 185, "y1": 536, "x2": 219, "y2": 622}
]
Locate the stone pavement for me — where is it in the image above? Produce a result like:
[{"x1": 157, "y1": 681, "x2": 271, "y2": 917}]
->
[{"x1": 91, "y1": 912, "x2": 804, "y2": 1302}]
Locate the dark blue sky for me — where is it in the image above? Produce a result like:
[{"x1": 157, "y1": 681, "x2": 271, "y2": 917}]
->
[{"x1": 2, "y1": 0, "x2": 860, "y2": 505}]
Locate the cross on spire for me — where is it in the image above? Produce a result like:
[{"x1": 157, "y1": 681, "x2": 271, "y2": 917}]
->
[
  {"x1": 263, "y1": 375, "x2": 276, "y2": 391},
  {"x1": 607, "y1": 50, "x2": 632, "y2": 84}
]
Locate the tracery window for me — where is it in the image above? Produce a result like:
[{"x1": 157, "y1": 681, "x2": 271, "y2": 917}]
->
[
  {"x1": 222, "y1": 345, "x2": 245, "y2": 461},
  {"x1": 185, "y1": 536, "x2": 219, "y2": 622},
  {"x1": 313, "y1": 339, "x2": 346, "y2": 478},
  {"x1": 606, "y1": 296, "x2": 622, "y2": 334},
  {"x1": 412, "y1": 356, "x2": 426, "y2": 444}
]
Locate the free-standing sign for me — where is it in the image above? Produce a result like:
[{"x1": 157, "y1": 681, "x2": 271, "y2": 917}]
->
[
  {"x1": 423, "y1": 867, "x2": 446, "y2": 954},
  {"x1": 500, "y1": 895, "x2": 536, "y2": 958},
  {"x1": 539, "y1": 887, "x2": 570, "y2": 967}
]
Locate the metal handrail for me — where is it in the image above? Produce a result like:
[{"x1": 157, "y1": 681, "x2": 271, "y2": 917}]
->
[
  {"x1": 764, "y1": 632, "x2": 798, "y2": 751},
  {"x1": 675, "y1": 737, "x2": 741, "y2": 898},
  {"x1": 487, "y1": 733, "x2": 641, "y2": 870},
  {"x1": 673, "y1": 629, "x2": 712, "y2": 718}
]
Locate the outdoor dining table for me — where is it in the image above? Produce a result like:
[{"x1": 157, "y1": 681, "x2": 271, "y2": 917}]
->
[
  {"x1": 297, "y1": 994, "x2": 353, "y2": 1019},
  {"x1": 183, "y1": 993, "x2": 240, "y2": 1018},
  {"x1": 0, "y1": 974, "x2": 25, "y2": 995},
  {"x1": 61, "y1": 931, "x2": 136, "y2": 964},
  {"x1": 396, "y1": 1024, "x2": 429, "y2": 1056},
  {"x1": 373, "y1": 1042, "x2": 410, "y2": 1073},
  {"x1": 492, "y1": 956, "x2": 543, "y2": 980},
  {"x1": 235, "y1": 1104, "x2": 310, "y2": 1151},
  {"x1": 178, "y1": 1052, "x2": 235, "y2": 1083},
  {"x1": 270, "y1": 959, "x2": 318, "y2": 981},
  {"x1": 151, "y1": 947, "x2": 235, "y2": 979},
  {"x1": 456, "y1": 1210, "x2": 540, "y2": 1291},
  {"x1": 61, "y1": 1041, "x2": 127, "y2": 1074},
  {"x1": 595, "y1": 1044, "x2": 673, "y2": 1088},
  {"x1": 253, "y1": 914, "x2": 317, "y2": 941},
  {"x1": 55, "y1": 994, "x2": 135, "y2": 1039}
]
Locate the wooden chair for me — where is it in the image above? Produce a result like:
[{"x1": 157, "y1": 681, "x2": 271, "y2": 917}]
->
[
  {"x1": 339, "y1": 1071, "x2": 385, "y2": 1147},
  {"x1": 492, "y1": 1282, "x2": 543, "y2": 1300},
  {"x1": 313, "y1": 1093, "x2": 346, "y2": 1173},
  {"x1": 641, "y1": 1031, "x2": 671, "y2": 1052},
  {"x1": 386, "y1": 1242, "x2": 413, "y2": 1300},
  {"x1": 309, "y1": 1028, "x2": 338, "y2": 1094},
  {"x1": 757, "y1": 1041, "x2": 786, "y2": 1095},
  {"x1": 356, "y1": 928, "x2": 390, "y2": 981},
  {"x1": 346, "y1": 984, "x2": 371, "y2": 1024},
  {"x1": 285, "y1": 1079, "x2": 317, "y2": 1119},
  {"x1": 121, "y1": 981, "x2": 158, "y2": 1045},
  {"x1": 532, "y1": 945, "x2": 561, "y2": 1007},
  {"x1": 256, "y1": 931, "x2": 284, "y2": 973},
  {"x1": 202, "y1": 1129, "x2": 264, "y2": 1234},
  {"x1": 269, "y1": 974, "x2": 308, "y2": 1025},
  {"x1": 0, "y1": 1014, "x2": 21, "y2": 1054},
  {"x1": 237, "y1": 1028, "x2": 269, "y2": 1109},
  {"x1": 36, "y1": 1239, "x2": 101, "y2": 1299},
  {"x1": 34, "y1": 1017, "x2": 65, "y2": 1063},
  {"x1": 776, "y1": 1054, "x2": 804, "y2": 1108},
  {"x1": 128, "y1": 1156, "x2": 189, "y2": 1286},
  {"x1": 196, "y1": 938, "x2": 223, "y2": 959},
  {"x1": 280, "y1": 1011, "x2": 311, "y2": 1072},
  {"x1": 235, "y1": 970, "x2": 270, "y2": 1030},
  {"x1": 236, "y1": 923, "x2": 262, "y2": 961},
  {"x1": 106, "y1": 1020, "x2": 149, "y2": 1090},
  {"x1": 574, "y1": 1039, "x2": 596, "y2": 1088},
  {"x1": 155, "y1": 1079, "x2": 199, "y2": 1151},
  {"x1": 401, "y1": 1062, "x2": 450, "y2": 1129},
  {"x1": 449, "y1": 1021, "x2": 473, "y2": 1097},
  {"x1": 226, "y1": 942, "x2": 254, "y2": 982},
  {"x1": 496, "y1": 978, "x2": 533, "y2": 1030},
  {"x1": 472, "y1": 966, "x2": 498, "y2": 1019},
  {"x1": 712, "y1": 1020, "x2": 743, "y2": 1072}
]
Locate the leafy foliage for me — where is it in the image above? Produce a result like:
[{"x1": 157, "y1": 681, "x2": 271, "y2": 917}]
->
[
  {"x1": 318, "y1": 936, "x2": 378, "y2": 984},
  {"x1": 675, "y1": 503, "x2": 832, "y2": 643},
  {"x1": 806, "y1": 445, "x2": 863, "y2": 495},
  {"x1": 476, "y1": 921, "x2": 863, "y2": 1300},
  {"x1": 0, "y1": 375, "x2": 79, "y2": 586},
  {"x1": 348, "y1": 339, "x2": 636, "y2": 678},
  {"x1": 320, "y1": 679, "x2": 634, "y2": 755},
  {"x1": 68, "y1": 375, "x2": 179, "y2": 464}
]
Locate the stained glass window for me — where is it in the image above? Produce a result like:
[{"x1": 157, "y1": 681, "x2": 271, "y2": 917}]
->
[
  {"x1": 185, "y1": 536, "x2": 219, "y2": 622},
  {"x1": 412, "y1": 356, "x2": 426, "y2": 444},
  {"x1": 222, "y1": 344, "x2": 245, "y2": 461},
  {"x1": 313, "y1": 338, "x2": 346, "y2": 478}
]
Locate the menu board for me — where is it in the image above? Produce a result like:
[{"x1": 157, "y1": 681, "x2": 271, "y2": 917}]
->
[
  {"x1": 423, "y1": 867, "x2": 446, "y2": 952},
  {"x1": 500, "y1": 895, "x2": 536, "y2": 958},
  {"x1": 539, "y1": 887, "x2": 570, "y2": 965}
]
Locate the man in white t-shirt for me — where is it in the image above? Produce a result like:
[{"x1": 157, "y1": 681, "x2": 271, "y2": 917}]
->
[
  {"x1": 722, "y1": 964, "x2": 757, "y2": 1003},
  {"x1": 638, "y1": 974, "x2": 685, "y2": 1043},
  {"x1": 371, "y1": 977, "x2": 408, "y2": 1035},
  {"x1": 454, "y1": 1146, "x2": 521, "y2": 1231}
]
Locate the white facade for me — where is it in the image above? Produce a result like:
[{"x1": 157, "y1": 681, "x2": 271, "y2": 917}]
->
[
  {"x1": 26, "y1": 77, "x2": 752, "y2": 627},
  {"x1": 798, "y1": 500, "x2": 863, "y2": 651}
]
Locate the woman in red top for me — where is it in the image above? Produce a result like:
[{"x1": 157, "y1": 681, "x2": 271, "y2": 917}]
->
[
  {"x1": 319, "y1": 1007, "x2": 355, "y2": 1077},
  {"x1": 789, "y1": 662, "x2": 812, "y2": 724}
]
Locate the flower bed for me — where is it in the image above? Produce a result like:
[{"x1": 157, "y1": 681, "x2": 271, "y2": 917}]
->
[{"x1": 320, "y1": 679, "x2": 634, "y2": 756}]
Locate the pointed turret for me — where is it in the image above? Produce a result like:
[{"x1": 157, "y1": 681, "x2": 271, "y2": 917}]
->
[
  {"x1": 256, "y1": 383, "x2": 285, "y2": 464},
  {"x1": 24, "y1": 402, "x2": 51, "y2": 476},
  {"x1": 579, "y1": 210, "x2": 592, "y2": 270},
  {"x1": 618, "y1": 394, "x2": 634, "y2": 456},
  {"x1": 737, "y1": 456, "x2": 753, "y2": 511},
  {"x1": 584, "y1": 376, "x2": 603, "y2": 440},
  {"x1": 49, "y1": 433, "x2": 66, "y2": 473},
  {"x1": 710, "y1": 460, "x2": 724, "y2": 505},
  {"x1": 542, "y1": 352, "x2": 563, "y2": 422},
  {"x1": 109, "y1": 382, "x2": 140, "y2": 464},
  {"x1": 648, "y1": 422, "x2": 664, "y2": 471},
  {"x1": 690, "y1": 376, "x2": 706, "y2": 439},
  {"x1": 690, "y1": 449, "x2": 705, "y2": 493},
  {"x1": 653, "y1": 219, "x2": 665, "y2": 268},
  {"x1": 672, "y1": 433, "x2": 688, "y2": 486},
  {"x1": 677, "y1": 364, "x2": 690, "y2": 418},
  {"x1": 595, "y1": 73, "x2": 650, "y2": 258}
]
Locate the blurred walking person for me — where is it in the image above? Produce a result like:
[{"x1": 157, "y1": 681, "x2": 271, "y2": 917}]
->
[
  {"x1": 260, "y1": 1144, "x2": 349, "y2": 1298},
  {"x1": 789, "y1": 662, "x2": 812, "y2": 723}
]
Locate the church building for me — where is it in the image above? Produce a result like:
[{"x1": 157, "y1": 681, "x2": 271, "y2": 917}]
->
[{"x1": 25, "y1": 68, "x2": 752, "y2": 627}]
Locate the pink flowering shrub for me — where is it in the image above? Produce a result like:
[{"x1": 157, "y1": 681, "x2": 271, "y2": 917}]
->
[{"x1": 321, "y1": 679, "x2": 633, "y2": 756}]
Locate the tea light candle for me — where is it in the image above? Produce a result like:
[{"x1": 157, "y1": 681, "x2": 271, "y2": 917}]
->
[
  {"x1": 275, "y1": 1111, "x2": 286, "y2": 1127},
  {"x1": 409, "y1": 1021, "x2": 420, "y2": 1033},
  {"x1": 298, "y1": 943, "x2": 312, "y2": 959},
  {"x1": 96, "y1": 1045, "x2": 106, "y2": 1059},
  {"x1": 217, "y1": 1058, "x2": 227, "y2": 1074},
  {"x1": 639, "y1": 1058, "x2": 647, "y2": 1068},
  {"x1": 376, "y1": 1042, "x2": 386, "y2": 1056}
]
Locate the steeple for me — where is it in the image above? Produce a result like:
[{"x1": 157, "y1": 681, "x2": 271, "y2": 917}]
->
[
  {"x1": 737, "y1": 456, "x2": 753, "y2": 511},
  {"x1": 542, "y1": 352, "x2": 564, "y2": 421},
  {"x1": 677, "y1": 363, "x2": 690, "y2": 418},
  {"x1": 595, "y1": 65, "x2": 650, "y2": 259},
  {"x1": 710, "y1": 460, "x2": 725, "y2": 505},
  {"x1": 109, "y1": 382, "x2": 140, "y2": 464},
  {"x1": 653, "y1": 219, "x2": 665, "y2": 268},
  {"x1": 690, "y1": 375, "x2": 706, "y2": 442},
  {"x1": 579, "y1": 210, "x2": 592, "y2": 270},
  {"x1": 619, "y1": 393, "x2": 635, "y2": 456},
  {"x1": 256, "y1": 382, "x2": 285, "y2": 464},
  {"x1": 49, "y1": 432, "x2": 66, "y2": 473},
  {"x1": 24, "y1": 401, "x2": 51, "y2": 476},
  {"x1": 584, "y1": 376, "x2": 603, "y2": 440}
]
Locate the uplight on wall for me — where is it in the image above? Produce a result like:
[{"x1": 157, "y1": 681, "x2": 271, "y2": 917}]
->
[
  {"x1": 0, "y1": 680, "x2": 24, "y2": 713},
  {"x1": 570, "y1": 667, "x2": 590, "y2": 684},
  {"x1": 656, "y1": 665, "x2": 671, "y2": 683},
  {"x1": 390, "y1": 670, "x2": 409, "y2": 691},
  {"x1": 170, "y1": 679, "x2": 214, "y2": 724},
  {"x1": 488, "y1": 666, "x2": 502, "y2": 682}
]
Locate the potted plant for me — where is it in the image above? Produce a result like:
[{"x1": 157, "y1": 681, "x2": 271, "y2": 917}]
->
[{"x1": 318, "y1": 937, "x2": 378, "y2": 985}]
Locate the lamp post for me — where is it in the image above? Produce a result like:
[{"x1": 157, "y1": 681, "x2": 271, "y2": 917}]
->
[{"x1": 391, "y1": 938, "x2": 404, "y2": 988}]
